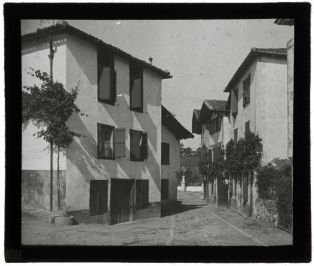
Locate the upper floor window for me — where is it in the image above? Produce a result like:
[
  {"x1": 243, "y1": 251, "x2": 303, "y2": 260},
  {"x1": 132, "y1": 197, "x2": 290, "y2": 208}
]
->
[
  {"x1": 245, "y1": 121, "x2": 250, "y2": 136},
  {"x1": 243, "y1": 75, "x2": 250, "y2": 107},
  {"x1": 130, "y1": 63, "x2": 143, "y2": 112},
  {"x1": 161, "y1": 142, "x2": 170, "y2": 165},
  {"x1": 98, "y1": 49, "x2": 116, "y2": 105},
  {"x1": 209, "y1": 117, "x2": 221, "y2": 135},
  {"x1": 130, "y1": 129, "x2": 148, "y2": 161},
  {"x1": 232, "y1": 88, "x2": 238, "y2": 115},
  {"x1": 234, "y1": 128, "x2": 238, "y2": 143},
  {"x1": 97, "y1": 124, "x2": 126, "y2": 159}
]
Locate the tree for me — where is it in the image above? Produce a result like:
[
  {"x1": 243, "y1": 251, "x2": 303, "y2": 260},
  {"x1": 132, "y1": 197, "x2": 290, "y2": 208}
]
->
[{"x1": 22, "y1": 69, "x2": 84, "y2": 210}]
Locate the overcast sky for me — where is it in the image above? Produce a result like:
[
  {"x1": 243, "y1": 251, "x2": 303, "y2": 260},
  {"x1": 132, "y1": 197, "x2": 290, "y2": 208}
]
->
[{"x1": 21, "y1": 19, "x2": 294, "y2": 149}]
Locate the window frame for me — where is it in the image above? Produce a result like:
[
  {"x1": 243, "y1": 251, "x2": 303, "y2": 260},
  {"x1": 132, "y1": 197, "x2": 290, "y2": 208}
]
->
[
  {"x1": 243, "y1": 75, "x2": 251, "y2": 108},
  {"x1": 97, "y1": 123, "x2": 115, "y2": 160},
  {"x1": 130, "y1": 129, "x2": 148, "y2": 162},
  {"x1": 161, "y1": 142, "x2": 170, "y2": 165},
  {"x1": 129, "y1": 63, "x2": 144, "y2": 113},
  {"x1": 97, "y1": 49, "x2": 117, "y2": 105}
]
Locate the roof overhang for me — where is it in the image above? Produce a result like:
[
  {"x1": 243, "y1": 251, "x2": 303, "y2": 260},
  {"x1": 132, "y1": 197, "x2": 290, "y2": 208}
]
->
[
  {"x1": 162, "y1": 106, "x2": 194, "y2": 140},
  {"x1": 223, "y1": 48, "x2": 287, "y2": 92},
  {"x1": 22, "y1": 23, "x2": 172, "y2": 79}
]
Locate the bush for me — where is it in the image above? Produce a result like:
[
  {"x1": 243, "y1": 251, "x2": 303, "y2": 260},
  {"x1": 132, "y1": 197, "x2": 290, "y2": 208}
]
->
[
  {"x1": 256, "y1": 158, "x2": 293, "y2": 232},
  {"x1": 256, "y1": 164, "x2": 280, "y2": 200}
]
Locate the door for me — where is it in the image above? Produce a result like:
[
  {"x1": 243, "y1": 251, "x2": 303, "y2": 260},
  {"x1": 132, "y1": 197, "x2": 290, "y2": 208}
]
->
[
  {"x1": 110, "y1": 179, "x2": 134, "y2": 224},
  {"x1": 217, "y1": 177, "x2": 228, "y2": 206}
]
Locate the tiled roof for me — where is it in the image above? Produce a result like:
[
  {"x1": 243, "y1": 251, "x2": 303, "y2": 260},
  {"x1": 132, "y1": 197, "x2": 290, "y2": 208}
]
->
[
  {"x1": 224, "y1": 47, "x2": 287, "y2": 92},
  {"x1": 274, "y1": 19, "x2": 295, "y2": 26},
  {"x1": 162, "y1": 106, "x2": 194, "y2": 140},
  {"x1": 22, "y1": 23, "x2": 172, "y2": 79},
  {"x1": 203, "y1": 100, "x2": 227, "y2": 112}
]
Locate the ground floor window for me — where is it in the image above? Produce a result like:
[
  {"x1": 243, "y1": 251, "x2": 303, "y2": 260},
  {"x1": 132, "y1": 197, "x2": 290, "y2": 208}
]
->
[
  {"x1": 90, "y1": 180, "x2": 108, "y2": 215},
  {"x1": 161, "y1": 179, "x2": 169, "y2": 200},
  {"x1": 136, "y1": 180, "x2": 149, "y2": 209}
]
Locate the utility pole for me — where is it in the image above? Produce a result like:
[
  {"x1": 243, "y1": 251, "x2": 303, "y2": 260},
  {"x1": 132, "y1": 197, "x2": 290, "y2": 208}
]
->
[{"x1": 48, "y1": 31, "x2": 55, "y2": 212}]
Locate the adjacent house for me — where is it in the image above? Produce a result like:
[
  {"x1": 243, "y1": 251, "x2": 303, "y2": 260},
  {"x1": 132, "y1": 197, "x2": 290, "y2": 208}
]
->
[
  {"x1": 21, "y1": 21, "x2": 192, "y2": 224},
  {"x1": 224, "y1": 47, "x2": 288, "y2": 216},
  {"x1": 161, "y1": 106, "x2": 194, "y2": 210},
  {"x1": 192, "y1": 48, "x2": 288, "y2": 217},
  {"x1": 192, "y1": 100, "x2": 230, "y2": 205}
]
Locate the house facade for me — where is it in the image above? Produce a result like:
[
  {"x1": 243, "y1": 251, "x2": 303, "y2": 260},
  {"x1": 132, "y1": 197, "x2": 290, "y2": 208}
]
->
[
  {"x1": 192, "y1": 100, "x2": 230, "y2": 205},
  {"x1": 193, "y1": 48, "x2": 289, "y2": 217},
  {"x1": 21, "y1": 22, "x2": 178, "y2": 224},
  {"x1": 224, "y1": 48, "x2": 288, "y2": 216}
]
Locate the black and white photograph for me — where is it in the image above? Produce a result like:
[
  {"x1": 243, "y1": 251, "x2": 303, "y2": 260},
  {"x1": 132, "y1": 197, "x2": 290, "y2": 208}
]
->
[{"x1": 4, "y1": 2, "x2": 311, "y2": 263}]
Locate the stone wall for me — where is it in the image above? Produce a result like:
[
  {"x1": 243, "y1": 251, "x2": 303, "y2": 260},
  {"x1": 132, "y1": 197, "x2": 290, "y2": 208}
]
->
[{"x1": 254, "y1": 198, "x2": 278, "y2": 226}]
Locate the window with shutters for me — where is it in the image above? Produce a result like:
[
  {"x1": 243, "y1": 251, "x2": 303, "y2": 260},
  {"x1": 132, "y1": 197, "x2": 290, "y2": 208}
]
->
[
  {"x1": 161, "y1": 179, "x2": 169, "y2": 201},
  {"x1": 245, "y1": 121, "x2": 250, "y2": 136},
  {"x1": 90, "y1": 180, "x2": 108, "y2": 215},
  {"x1": 232, "y1": 88, "x2": 238, "y2": 115},
  {"x1": 98, "y1": 49, "x2": 117, "y2": 105},
  {"x1": 98, "y1": 124, "x2": 114, "y2": 159},
  {"x1": 161, "y1": 142, "x2": 170, "y2": 165},
  {"x1": 243, "y1": 75, "x2": 250, "y2": 107},
  {"x1": 209, "y1": 117, "x2": 221, "y2": 135},
  {"x1": 136, "y1": 180, "x2": 149, "y2": 209},
  {"x1": 130, "y1": 129, "x2": 148, "y2": 161},
  {"x1": 130, "y1": 63, "x2": 143, "y2": 112},
  {"x1": 234, "y1": 128, "x2": 238, "y2": 143}
]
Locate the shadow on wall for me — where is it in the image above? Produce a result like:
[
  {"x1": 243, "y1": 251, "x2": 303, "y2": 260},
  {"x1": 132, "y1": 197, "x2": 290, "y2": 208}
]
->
[{"x1": 67, "y1": 110, "x2": 161, "y2": 195}]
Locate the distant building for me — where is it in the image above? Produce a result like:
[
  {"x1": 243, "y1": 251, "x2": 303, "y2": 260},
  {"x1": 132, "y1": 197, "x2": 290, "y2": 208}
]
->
[
  {"x1": 192, "y1": 100, "x2": 229, "y2": 203},
  {"x1": 161, "y1": 106, "x2": 194, "y2": 210},
  {"x1": 193, "y1": 48, "x2": 289, "y2": 217},
  {"x1": 21, "y1": 21, "x2": 194, "y2": 225}
]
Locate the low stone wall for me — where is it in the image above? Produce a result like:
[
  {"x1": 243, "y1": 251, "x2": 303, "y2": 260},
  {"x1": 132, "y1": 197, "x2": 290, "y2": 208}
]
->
[
  {"x1": 22, "y1": 170, "x2": 66, "y2": 211},
  {"x1": 254, "y1": 198, "x2": 278, "y2": 226}
]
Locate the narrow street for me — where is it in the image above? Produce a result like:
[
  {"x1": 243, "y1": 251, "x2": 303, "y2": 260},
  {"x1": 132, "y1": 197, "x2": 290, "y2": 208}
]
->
[{"x1": 22, "y1": 191, "x2": 292, "y2": 246}]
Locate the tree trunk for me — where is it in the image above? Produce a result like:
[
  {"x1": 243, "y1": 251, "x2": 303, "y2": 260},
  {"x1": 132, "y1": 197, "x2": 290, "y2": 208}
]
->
[
  {"x1": 57, "y1": 145, "x2": 61, "y2": 209},
  {"x1": 50, "y1": 140, "x2": 53, "y2": 212}
]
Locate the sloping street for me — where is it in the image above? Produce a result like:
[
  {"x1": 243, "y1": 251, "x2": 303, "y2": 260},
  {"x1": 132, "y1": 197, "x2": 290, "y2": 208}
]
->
[{"x1": 22, "y1": 191, "x2": 292, "y2": 246}]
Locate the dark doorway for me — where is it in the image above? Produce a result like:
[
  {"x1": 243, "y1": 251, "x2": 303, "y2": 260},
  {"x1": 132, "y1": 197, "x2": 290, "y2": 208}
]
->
[
  {"x1": 110, "y1": 179, "x2": 134, "y2": 225},
  {"x1": 217, "y1": 177, "x2": 228, "y2": 206}
]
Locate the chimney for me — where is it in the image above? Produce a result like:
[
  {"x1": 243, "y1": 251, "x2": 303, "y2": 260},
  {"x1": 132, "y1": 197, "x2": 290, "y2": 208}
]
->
[{"x1": 149, "y1": 57, "x2": 153, "y2": 64}]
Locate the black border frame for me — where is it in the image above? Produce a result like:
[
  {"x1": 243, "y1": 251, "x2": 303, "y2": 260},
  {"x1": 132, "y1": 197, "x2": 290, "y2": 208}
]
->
[{"x1": 5, "y1": 2, "x2": 311, "y2": 263}]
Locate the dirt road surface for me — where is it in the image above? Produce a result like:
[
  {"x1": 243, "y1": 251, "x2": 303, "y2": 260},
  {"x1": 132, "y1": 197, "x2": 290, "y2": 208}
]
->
[{"x1": 22, "y1": 191, "x2": 292, "y2": 246}]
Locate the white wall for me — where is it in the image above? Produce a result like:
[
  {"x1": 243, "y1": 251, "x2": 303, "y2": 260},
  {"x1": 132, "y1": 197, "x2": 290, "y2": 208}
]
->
[
  {"x1": 22, "y1": 34, "x2": 67, "y2": 170},
  {"x1": 161, "y1": 125, "x2": 180, "y2": 201},
  {"x1": 228, "y1": 57, "x2": 288, "y2": 163},
  {"x1": 65, "y1": 34, "x2": 162, "y2": 211}
]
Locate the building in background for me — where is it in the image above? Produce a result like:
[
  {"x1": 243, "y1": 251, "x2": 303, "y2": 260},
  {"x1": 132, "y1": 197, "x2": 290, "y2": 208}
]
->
[
  {"x1": 192, "y1": 100, "x2": 230, "y2": 204},
  {"x1": 161, "y1": 106, "x2": 194, "y2": 212},
  {"x1": 22, "y1": 21, "x2": 173, "y2": 224},
  {"x1": 224, "y1": 47, "x2": 288, "y2": 216}
]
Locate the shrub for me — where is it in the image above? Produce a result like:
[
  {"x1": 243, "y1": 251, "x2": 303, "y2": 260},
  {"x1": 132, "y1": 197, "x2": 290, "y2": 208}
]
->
[{"x1": 256, "y1": 164, "x2": 280, "y2": 200}]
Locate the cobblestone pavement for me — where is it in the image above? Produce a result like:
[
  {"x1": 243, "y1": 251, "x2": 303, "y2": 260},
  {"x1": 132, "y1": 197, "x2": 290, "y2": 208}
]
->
[{"x1": 22, "y1": 191, "x2": 292, "y2": 246}]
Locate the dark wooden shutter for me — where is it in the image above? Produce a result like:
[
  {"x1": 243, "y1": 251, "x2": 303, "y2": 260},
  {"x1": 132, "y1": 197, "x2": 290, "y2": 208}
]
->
[
  {"x1": 131, "y1": 78, "x2": 141, "y2": 109},
  {"x1": 161, "y1": 142, "x2": 169, "y2": 165},
  {"x1": 114, "y1": 128, "x2": 126, "y2": 158},
  {"x1": 141, "y1": 132, "x2": 148, "y2": 160},
  {"x1": 136, "y1": 180, "x2": 149, "y2": 209},
  {"x1": 110, "y1": 70, "x2": 117, "y2": 103},
  {"x1": 245, "y1": 121, "x2": 250, "y2": 135},
  {"x1": 161, "y1": 179, "x2": 169, "y2": 201},
  {"x1": 90, "y1": 180, "x2": 108, "y2": 215},
  {"x1": 232, "y1": 88, "x2": 238, "y2": 114},
  {"x1": 136, "y1": 180, "x2": 143, "y2": 208},
  {"x1": 130, "y1": 130, "x2": 141, "y2": 161},
  {"x1": 97, "y1": 123, "x2": 104, "y2": 158},
  {"x1": 142, "y1": 180, "x2": 149, "y2": 207},
  {"x1": 99, "y1": 67, "x2": 111, "y2": 101}
]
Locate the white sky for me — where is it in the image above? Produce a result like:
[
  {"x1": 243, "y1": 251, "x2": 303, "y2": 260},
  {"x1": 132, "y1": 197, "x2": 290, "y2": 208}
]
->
[{"x1": 21, "y1": 19, "x2": 294, "y2": 149}]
